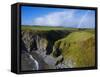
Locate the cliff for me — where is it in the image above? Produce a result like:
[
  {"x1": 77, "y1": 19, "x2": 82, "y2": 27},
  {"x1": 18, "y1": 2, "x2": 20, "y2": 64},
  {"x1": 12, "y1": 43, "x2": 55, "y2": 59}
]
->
[{"x1": 21, "y1": 26, "x2": 95, "y2": 70}]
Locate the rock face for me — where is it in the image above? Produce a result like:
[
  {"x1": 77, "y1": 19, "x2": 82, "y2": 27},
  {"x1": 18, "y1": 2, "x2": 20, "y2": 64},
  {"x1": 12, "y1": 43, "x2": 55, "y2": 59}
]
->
[
  {"x1": 21, "y1": 30, "x2": 70, "y2": 70},
  {"x1": 21, "y1": 29, "x2": 95, "y2": 70},
  {"x1": 22, "y1": 31, "x2": 48, "y2": 53}
]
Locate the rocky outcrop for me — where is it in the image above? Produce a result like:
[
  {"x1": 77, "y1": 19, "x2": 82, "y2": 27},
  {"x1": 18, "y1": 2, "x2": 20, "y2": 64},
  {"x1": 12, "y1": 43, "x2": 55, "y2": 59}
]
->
[{"x1": 21, "y1": 30, "x2": 70, "y2": 70}]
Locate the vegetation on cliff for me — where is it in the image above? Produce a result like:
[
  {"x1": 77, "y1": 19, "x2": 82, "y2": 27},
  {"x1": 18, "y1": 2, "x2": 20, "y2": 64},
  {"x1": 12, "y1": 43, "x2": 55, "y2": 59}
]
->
[{"x1": 53, "y1": 31, "x2": 95, "y2": 67}]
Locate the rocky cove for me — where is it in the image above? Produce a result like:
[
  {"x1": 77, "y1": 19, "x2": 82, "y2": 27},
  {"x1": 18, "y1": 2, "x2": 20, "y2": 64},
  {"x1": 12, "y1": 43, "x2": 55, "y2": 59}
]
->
[{"x1": 21, "y1": 28, "x2": 95, "y2": 71}]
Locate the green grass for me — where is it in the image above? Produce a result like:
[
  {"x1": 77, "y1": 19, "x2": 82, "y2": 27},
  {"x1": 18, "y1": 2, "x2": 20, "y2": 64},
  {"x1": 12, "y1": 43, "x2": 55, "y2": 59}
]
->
[
  {"x1": 21, "y1": 25, "x2": 80, "y2": 31},
  {"x1": 21, "y1": 26, "x2": 95, "y2": 34},
  {"x1": 53, "y1": 31, "x2": 95, "y2": 67}
]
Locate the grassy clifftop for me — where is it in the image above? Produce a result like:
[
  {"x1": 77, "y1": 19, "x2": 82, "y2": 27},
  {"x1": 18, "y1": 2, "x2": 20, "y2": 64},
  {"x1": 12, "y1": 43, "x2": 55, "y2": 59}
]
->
[
  {"x1": 21, "y1": 26, "x2": 81, "y2": 31},
  {"x1": 53, "y1": 31, "x2": 95, "y2": 67}
]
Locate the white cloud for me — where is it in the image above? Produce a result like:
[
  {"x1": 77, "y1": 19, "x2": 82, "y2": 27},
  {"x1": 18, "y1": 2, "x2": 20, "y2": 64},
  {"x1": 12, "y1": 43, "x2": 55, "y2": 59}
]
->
[
  {"x1": 33, "y1": 10, "x2": 95, "y2": 28},
  {"x1": 33, "y1": 10, "x2": 75, "y2": 27}
]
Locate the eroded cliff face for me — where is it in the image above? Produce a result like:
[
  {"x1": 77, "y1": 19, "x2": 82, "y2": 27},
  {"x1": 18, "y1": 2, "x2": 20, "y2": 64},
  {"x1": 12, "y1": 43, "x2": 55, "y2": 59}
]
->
[
  {"x1": 22, "y1": 30, "x2": 48, "y2": 53},
  {"x1": 21, "y1": 30, "x2": 95, "y2": 70},
  {"x1": 21, "y1": 30, "x2": 70, "y2": 70}
]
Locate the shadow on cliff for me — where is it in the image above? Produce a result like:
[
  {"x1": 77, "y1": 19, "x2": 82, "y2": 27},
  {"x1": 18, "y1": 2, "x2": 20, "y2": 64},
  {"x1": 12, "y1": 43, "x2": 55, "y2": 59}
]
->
[{"x1": 45, "y1": 30, "x2": 70, "y2": 55}]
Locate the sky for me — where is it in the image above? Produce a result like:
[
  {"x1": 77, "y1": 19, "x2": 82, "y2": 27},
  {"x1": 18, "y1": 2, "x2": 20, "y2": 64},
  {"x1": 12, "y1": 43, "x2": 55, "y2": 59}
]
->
[{"x1": 21, "y1": 6, "x2": 95, "y2": 28}]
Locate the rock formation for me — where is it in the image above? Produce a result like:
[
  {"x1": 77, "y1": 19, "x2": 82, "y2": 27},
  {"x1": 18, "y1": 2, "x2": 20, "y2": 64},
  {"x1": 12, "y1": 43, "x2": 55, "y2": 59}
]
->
[{"x1": 21, "y1": 29, "x2": 95, "y2": 70}]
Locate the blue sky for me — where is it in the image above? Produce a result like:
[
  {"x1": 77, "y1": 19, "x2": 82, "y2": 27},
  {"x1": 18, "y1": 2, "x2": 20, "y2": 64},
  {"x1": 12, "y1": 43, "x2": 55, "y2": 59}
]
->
[{"x1": 21, "y1": 6, "x2": 95, "y2": 28}]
